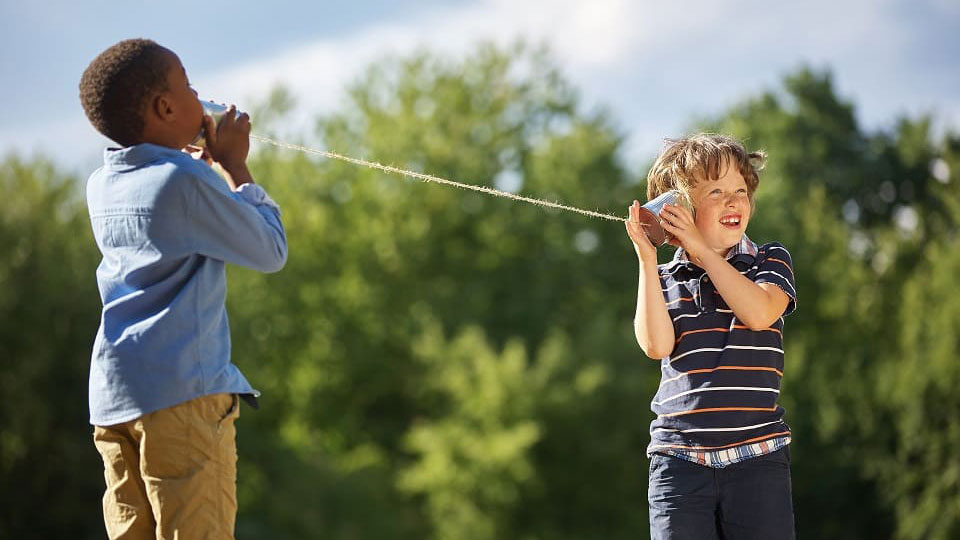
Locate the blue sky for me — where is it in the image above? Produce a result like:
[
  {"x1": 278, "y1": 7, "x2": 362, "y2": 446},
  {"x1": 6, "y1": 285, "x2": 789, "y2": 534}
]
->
[{"x1": 2, "y1": 0, "x2": 958, "y2": 176}]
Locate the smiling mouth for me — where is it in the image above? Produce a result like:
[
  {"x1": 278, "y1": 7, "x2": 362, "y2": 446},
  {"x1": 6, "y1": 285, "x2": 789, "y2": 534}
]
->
[{"x1": 720, "y1": 215, "x2": 741, "y2": 228}]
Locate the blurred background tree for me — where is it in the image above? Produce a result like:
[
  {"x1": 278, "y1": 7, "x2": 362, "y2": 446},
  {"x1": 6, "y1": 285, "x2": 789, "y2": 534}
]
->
[
  {"x1": 0, "y1": 157, "x2": 103, "y2": 537},
  {"x1": 1, "y1": 44, "x2": 957, "y2": 539}
]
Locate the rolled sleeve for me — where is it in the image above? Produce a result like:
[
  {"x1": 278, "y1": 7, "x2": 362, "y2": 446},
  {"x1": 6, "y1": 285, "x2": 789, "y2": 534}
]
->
[
  {"x1": 755, "y1": 243, "x2": 797, "y2": 317},
  {"x1": 236, "y1": 182, "x2": 281, "y2": 213}
]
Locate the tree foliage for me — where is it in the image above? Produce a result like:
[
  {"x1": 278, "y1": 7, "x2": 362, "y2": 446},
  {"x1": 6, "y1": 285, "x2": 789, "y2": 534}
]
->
[{"x1": 0, "y1": 157, "x2": 103, "y2": 538}]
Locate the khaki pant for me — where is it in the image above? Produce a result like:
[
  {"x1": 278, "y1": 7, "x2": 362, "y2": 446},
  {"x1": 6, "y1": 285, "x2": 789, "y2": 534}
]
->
[{"x1": 93, "y1": 393, "x2": 240, "y2": 540}]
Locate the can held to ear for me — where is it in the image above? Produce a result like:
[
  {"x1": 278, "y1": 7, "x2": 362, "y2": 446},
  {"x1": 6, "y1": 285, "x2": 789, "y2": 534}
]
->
[
  {"x1": 636, "y1": 190, "x2": 691, "y2": 245},
  {"x1": 192, "y1": 100, "x2": 247, "y2": 148}
]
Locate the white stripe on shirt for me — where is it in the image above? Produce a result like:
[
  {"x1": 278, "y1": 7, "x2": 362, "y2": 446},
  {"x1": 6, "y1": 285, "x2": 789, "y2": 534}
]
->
[
  {"x1": 653, "y1": 387, "x2": 780, "y2": 406},
  {"x1": 667, "y1": 347, "x2": 724, "y2": 363},
  {"x1": 661, "y1": 281, "x2": 685, "y2": 294},
  {"x1": 725, "y1": 345, "x2": 784, "y2": 353},
  {"x1": 651, "y1": 420, "x2": 783, "y2": 434},
  {"x1": 671, "y1": 309, "x2": 733, "y2": 322},
  {"x1": 756, "y1": 269, "x2": 794, "y2": 286},
  {"x1": 668, "y1": 345, "x2": 783, "y2": 364}
]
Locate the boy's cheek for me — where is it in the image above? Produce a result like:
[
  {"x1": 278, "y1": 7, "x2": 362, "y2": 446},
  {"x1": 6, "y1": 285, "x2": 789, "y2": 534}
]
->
[{"x1": 693, "y1": 214, "x2": 713, "y2": 235}]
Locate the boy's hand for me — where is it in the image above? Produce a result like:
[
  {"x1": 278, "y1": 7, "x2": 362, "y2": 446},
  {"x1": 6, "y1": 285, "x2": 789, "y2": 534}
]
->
[
  {"x1": 659, "y1": 204, "x2": 709, "y2": 261},
  {"x1": 203, "y1": 105, "x2": 251, "y2": 175},
  {"x1": 183, "y1": 144, "x2": 213, "y2": 165},
  {"x1": 625, "y1": 200, "x2": 658, "y2": 263}
]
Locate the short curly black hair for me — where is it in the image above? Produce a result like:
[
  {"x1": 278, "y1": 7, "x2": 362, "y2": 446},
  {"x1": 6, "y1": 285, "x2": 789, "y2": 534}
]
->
[{"x1": 79, "y1": 39, "x2": 173, "y2": 146}]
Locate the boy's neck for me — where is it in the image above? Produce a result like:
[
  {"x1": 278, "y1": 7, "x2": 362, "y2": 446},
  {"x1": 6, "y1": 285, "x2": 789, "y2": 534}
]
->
[{"x1": 136, "y1": 129, "x2": 189, "y2": 150}]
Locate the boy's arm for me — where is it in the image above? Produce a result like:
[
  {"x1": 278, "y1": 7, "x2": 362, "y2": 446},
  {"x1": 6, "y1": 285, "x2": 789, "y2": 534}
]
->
[
  {"x1": 182, "y1": 166, "x2": 287, "y2": 273},
  {"x1": 694, "y1": 251, "x2": 790, "y2": 330},
  {"x1": 626, "y1": 201, "x2": 675, "y2": 359},
  {"x1": 179, "y1": 107, "x2": 287, "y2": 273},
  {"x1": 659, "y1": 204, "x2": 791, "y2": 329}
]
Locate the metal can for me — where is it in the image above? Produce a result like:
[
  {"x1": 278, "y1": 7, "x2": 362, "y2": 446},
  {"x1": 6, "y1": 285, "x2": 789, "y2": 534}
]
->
[
  {"x1": 192, "y1": 100, "x2": 246, "y2": 148},
  {"x1": 636, "y1": 190, "x2": 692, "y2": 245}
]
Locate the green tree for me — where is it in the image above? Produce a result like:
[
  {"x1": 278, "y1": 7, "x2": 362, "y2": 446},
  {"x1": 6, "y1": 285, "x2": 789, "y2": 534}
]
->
[
  {"x1": 0, "y1": 156, "x2": 104, "y2": 538},
  {"x1": 398, "y1": 323, "x2": 547, "y2": 540},
  {"x1": 228, "y1": 43, "x2": 650, "y2": 537},
  {"x1": 871, "y1": 136, "x2": 960, "y2": 540}
]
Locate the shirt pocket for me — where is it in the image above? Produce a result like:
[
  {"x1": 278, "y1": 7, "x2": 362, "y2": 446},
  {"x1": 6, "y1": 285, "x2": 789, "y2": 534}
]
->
[{"x1": 93, "y1": 211, "x2": 152, "y2": 249}]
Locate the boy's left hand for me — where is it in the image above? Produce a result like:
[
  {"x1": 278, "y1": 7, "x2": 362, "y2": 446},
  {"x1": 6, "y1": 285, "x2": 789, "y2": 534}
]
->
[{"x1": 659, "y1": 204, "x2": 709, "y2": 261}]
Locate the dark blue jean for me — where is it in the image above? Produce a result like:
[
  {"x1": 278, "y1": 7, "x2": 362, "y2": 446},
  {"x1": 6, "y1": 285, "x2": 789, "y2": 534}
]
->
[{"x1": 648, "y1": 447, "x2": 795, "y2": 540}]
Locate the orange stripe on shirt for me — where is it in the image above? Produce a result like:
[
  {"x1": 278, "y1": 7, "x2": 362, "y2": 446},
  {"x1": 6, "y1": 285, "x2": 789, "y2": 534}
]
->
[
  {"x1": 660, "y1": 366, "x2": 783, "y2": 385},
  {"x1": 652, "y1": 431, "x2": 791, "y2": 451},
  {"x1": 765, "y1": 258, "x2": 794, "y2": 275},
  {"x1": 674, "y1": 326, "x2": 781, "y2": 345},
  {"x1": 675, "y1": 327, "x2": 729, "y2": 344},
  {"x1": 658, "y1": 406, "x2": 779, "y2": 418},
  {"x1": 665, "y1": 296, "x2": 696, "y2": 306},
  {"x1": 731, "y1": 325, "x2": 782, "y2": 335}
]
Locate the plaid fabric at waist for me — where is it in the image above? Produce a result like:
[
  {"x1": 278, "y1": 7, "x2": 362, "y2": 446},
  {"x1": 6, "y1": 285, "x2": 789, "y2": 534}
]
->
[{"x1": 655, "y1": 436, "x2": 791, "y2": 469}]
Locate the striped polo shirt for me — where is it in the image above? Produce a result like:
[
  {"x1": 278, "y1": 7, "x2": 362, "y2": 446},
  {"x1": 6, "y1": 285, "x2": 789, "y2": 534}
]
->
[{"x1": 647, "y1": 235, "x2": 797, "y2": 459}]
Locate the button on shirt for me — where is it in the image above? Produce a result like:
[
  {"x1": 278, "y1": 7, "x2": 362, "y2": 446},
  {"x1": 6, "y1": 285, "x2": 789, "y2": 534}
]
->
[
  {"x1": 86, "y1": 144, "x2": 288, "y2": 426},
  {"x1": 647, "y1": 236, "x2": 797, "y2": 463}
]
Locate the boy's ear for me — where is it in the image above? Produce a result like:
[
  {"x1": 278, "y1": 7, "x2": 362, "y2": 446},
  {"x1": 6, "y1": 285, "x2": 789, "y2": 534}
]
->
[{"x1": 151, "y1": 94, "x2": 174, "y2": 122}]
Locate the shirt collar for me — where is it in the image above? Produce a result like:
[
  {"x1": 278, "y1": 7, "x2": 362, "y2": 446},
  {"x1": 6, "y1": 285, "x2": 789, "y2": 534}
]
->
[
  {"x1": 667, "y1": 234, "x2": 758, "y2": 269},
  {"x1": 103, "y1": 143, "x2": 182, "y2": 172}
]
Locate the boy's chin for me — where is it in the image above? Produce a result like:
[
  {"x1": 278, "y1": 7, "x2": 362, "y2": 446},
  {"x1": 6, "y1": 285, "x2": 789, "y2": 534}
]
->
[{"x1": 709, "y1": 234, "x2": 743, "y2": 253}]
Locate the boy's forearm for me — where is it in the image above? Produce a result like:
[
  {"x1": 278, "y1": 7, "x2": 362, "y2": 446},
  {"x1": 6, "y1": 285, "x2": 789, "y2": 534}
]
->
[
  {"x1": 698, "y1": 251, "x2": 784, "y2": 329},
  {"x1": 221, "y1": 162, "x2": 255, "y2": 191},
  {"x1": 634, "y1": 259, "x2": 675, "y2": 359}
]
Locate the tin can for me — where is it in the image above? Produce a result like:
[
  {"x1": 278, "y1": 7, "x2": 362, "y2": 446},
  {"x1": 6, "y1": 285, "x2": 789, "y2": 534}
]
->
[
  {"x1": 192, "y1": 100, "x2": 246, "y2": 148},
  {"x1": 635, "y1": 190, "x2": 692, "y2": 245}
]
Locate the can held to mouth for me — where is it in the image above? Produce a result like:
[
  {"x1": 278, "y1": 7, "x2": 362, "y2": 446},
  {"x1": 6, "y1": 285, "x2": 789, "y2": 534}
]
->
[
  {"x1": 635, "y1": 190, "x2": 691, "y2": 245},
  {"x1": 192, "y1": 100, "x2": 247, "y2": 148}
]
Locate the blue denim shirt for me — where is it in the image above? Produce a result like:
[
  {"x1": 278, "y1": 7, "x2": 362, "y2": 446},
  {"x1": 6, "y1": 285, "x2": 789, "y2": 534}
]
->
[{"x1": 86, "y1": 143, "x2": 287, "y2": 425}]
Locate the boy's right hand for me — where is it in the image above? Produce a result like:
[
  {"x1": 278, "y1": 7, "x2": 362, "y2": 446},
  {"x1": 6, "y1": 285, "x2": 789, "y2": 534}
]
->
[
  {"x1": 202, "y1": 105, "x2": 251, "y2": 175},
  {"x1": 625, "y1": 200, "x2": 658, "y2": 263}
]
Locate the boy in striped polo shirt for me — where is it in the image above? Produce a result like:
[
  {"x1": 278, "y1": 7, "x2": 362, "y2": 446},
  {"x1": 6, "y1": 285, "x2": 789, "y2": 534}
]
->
[{"x1": 625, "y1": 133, "x2": 797, "y2": 539}]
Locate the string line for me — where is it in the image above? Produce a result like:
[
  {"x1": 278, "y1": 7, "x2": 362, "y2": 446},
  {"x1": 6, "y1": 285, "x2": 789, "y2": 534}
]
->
[{"x1": 250, "y1": 134, "x2": 627, "y2": 223}]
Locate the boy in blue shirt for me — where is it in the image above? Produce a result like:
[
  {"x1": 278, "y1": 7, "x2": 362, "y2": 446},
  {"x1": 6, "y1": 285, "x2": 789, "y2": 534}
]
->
[
  {"x1": 625, "y1": 134, "x2": 797, "y2": 539},
  {"x1": 79, "y1": 38, "x2": 287, "y2": 538}
]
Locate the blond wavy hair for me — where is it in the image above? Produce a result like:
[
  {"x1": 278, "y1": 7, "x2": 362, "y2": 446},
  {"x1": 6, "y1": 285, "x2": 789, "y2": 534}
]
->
[{"x1": 646, "y1": 133, "x2": 766, "y2": 210}]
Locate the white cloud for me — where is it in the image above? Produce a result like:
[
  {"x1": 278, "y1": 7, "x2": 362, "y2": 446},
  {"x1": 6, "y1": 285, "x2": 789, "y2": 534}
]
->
[
  {"x1": 197, "y1": 0, "x2": 643, "y2": 113},
  {"x1": 188, "y1": 0, "x2": 652, "y2": 151}
]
